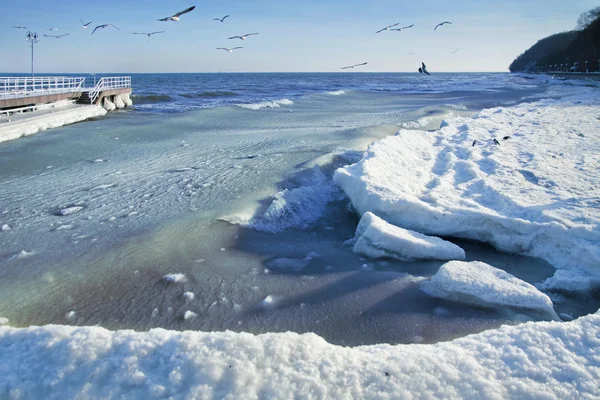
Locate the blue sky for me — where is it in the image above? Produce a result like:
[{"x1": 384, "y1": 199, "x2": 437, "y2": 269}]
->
[{"x1": 0, "y1": 0, "x2": 597, "y2": 73}]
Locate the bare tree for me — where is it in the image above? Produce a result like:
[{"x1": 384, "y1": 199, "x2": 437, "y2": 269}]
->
[{"x1": 577, "y1": 6, "x2": 600, "y2": 30}]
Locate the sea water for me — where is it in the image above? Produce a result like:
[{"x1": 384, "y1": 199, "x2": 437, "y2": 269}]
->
[{"x1": 1, "y1": 72, "x2": 596, "y2": 345}]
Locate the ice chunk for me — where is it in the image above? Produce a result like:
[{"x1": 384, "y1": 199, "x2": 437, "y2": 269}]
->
[
  {"x1": 353, "y1": 212, "x2": 465, "y2": 261},
  {"x1": 183, "y1": 292, "x2": 195, "y2": 301},
  {"x1": 0, "y1": 317, "x2": 8, "y2": 326},
  {"x1": 421, "y1": 261, "x2": 559, "y2": 320},
  {"x1": 183, "y1": 311, "x2": 198, "y2": 320},
  {"x1": 162, "y1": 274, "x2": 188, "y2": 284},
  {"x1": 1, "y1": 224, "x2": 10, "y2": 231},
  {"x1": 57, "y1": 206, "x2": 84, "y2": 216},
  {"x1": 267, "y1": 257, "x2": 310, "y2": 272}
]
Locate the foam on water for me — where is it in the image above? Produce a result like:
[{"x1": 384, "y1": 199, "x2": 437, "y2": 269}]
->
[{"x1": 235, "y1": 98, "x2": 294, "y2": 110}]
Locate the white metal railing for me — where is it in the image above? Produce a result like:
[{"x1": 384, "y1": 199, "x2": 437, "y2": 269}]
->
[
  {"x1": 89, "y1": 76, "x2": 131, "y2": 104},
  {"x1": 0, "y1": 100, "x2": 76, "y2": 122},
  {"x1": 0, "y1": 77, "x2": 85, "y2": 101}
]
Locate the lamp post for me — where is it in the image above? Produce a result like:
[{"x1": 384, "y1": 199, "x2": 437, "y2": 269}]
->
[{"x1": 25, "y1": 31, "x2": 39, "y2": 79}]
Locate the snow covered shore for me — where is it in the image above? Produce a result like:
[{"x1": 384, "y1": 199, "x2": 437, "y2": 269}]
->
[
  {"x1": 0, "y1": 105, "x2": 107, "y2": 143},
  {"x1": 1, "y1": 314, "x2": 599, "y2": 398},
  {"x1": 334, "y1": 88, "x2": 600, "y2": 292}
]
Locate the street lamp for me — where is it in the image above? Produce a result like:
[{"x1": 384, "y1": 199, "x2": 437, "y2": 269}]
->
[{"x1": 25, "y1": 31, "x2": 39, "y2": 78}]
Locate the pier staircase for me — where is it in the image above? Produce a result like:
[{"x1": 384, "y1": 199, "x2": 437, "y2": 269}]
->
[{"x1": 77, "y1": 90, "x2": 92, "y2": 105}]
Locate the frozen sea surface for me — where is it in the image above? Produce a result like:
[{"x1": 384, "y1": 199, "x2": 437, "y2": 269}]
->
[{"x1": 0, "y1": 74, "x2": 597, "y2": 348}]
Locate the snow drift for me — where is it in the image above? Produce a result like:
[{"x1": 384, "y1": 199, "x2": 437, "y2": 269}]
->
[
  {"x1": 334, "y1": 89, "x2": 600, "y2": 292},
  {"x1": 1, "y1": 314, "x2": 599, "y2": 398}
]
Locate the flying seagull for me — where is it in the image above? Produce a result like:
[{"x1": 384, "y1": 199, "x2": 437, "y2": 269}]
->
[
  {"x1": 213, "y1": 15, "x2": 230, "y2": 22},
  {"x1": 452, "y1": 48, "x2": 460, "y2": 54},
  {"x1": 158, "y1": 6, "x2": 196, "y2": 22},
  {"x1": 391, "y1": 24, "x2": 414, "y2": 31},
  {"x1": 418, "y1": 62, "x2": 431, "y2": 76},
  {"x1": 434, "y1": 21, "x2": 452, "y2": 31},
  {"x1": 228, "y1": 33, "x2": 258, "y2": 40},
  {"x1": 81, "y1": 20, "x2": 92, "y2": 28},
  {"x1": 341, "y1": 62, "x2": 368, "y2": 70},
  {"x1": 48, "y1": 28, "x2": 58, "y2": 31},
  {"x1": 44, "y1": 33, "x2": 70, "y2": 39},
  {"x1": 91, "y1": 24, "x2": 120, "y2": 35},
  {"x1": 375, "y1": 23, "x2": 399, "y2": 33},
  {"x1": 217, "y1": 47, "x2": 243, "y2": 53},
  {"x1": 11, "y1": 25, "x2": 27, "y2": 29},
  {"x1": 133, "y1": 31, "x2": 165, "y2": 38}
]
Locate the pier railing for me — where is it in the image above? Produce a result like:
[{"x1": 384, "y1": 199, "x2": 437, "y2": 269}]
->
[
  {"x1": 89, "y1": 76, "x2": 131, "y2": 104},
  {"x1": 0, "y1": 77, "x2": 85, "y2": 100}
]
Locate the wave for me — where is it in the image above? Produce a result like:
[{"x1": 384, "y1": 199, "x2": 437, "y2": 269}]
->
[
  {"x1": 325, "y1": 90, "x2": 346, "y2": 96},
  {"x1": 181, "y1": 91, "x2": 239, "y2": 99},
  {"x1": 222, "y1": 167, "x2": 339, "y2": 232},
  {"x1": 131, "y1": 94, "x2": 173, "y2": 104},
  {"x1": 398, "y1": 117, "x2": 433, "y2": 129},
  {"x1": 236, "y1": 99, "x2": 294, "y2": 110},
  {"x1": 444, "y1": 104, "x2": 468, "y2": 111}
]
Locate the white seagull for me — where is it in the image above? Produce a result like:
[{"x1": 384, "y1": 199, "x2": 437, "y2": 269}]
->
[
  {"x1": 375, "y1": 23, "x2": 399, "y2": 33},
  {"x1": 158, "y1": 6, "x2": 196, "y2": 22},
  {"x1": 213, "y1": 15, "x2": 230, "y2": 22},
  {"x1": 341, "y1": 62, "x2": 368, "y2": 70},
  {"x1": 418, "y1": 62, "x2": 431, "y2": 76},
  {"x1": 11, "y1": 25, "x2": 27, "y2": 29},
  {"x1": 391, "y1": 24, "x2": 414, "y2": 31},
  {"x1": 133, "y1": 31, "x2": 165, "y2": 38},
  {"x1": 44, "y1": 33, "x2": 70, "y2": 39},
  {"x1": 228, "y1": 33, "x2": 258, "y2": 40},
  {"x1": 434, "y1": 21, "x2": 452, "y2": 31},
  {"x1": 217, "y1": 47, "x2": 243, "y2": 53},
  {"x1": 81, "y1": 20, "x2": 92, "y2": 28},
  {"x1": 91, "y1": 24, "x2": 120, "y2": 35},
  {"x1": 48, "y1": 28, "x2": 58, "y2": 31},
  {"x1": 452, "y1": 48, "x2": 460, "y2": 54}
]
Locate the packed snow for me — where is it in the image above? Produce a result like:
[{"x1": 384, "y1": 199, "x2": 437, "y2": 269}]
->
[
  {"x1": 421, "y1": 260, "x2": 559, "y2": 320},
  {"x1": 334, "y1": 88, "x2": 600, "y2": 292},
  {"x1": 352, "y1": 212, "x2": 466, "y2": 261},
  {"x1": 0, "y1": 105, "x2": 107, "y2": 143},
  {"x1": 1, "y1": 313, "x2": 600, "y2": 398}
]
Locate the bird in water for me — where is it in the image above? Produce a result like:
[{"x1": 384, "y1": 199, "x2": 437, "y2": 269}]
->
[
  {"x1": 493, "y1": 139, "x2": 501, "y2": 145},
  {"x1": 418, "y1": 62, "x2": 431, "y2": 76},
  {"x1": 472, "y1": 140, "x2": 477, "y2": 147}
]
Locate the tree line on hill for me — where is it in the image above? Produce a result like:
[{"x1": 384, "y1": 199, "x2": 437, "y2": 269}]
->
[{"x1": 509, "y1": 7, "x2": 600, "y2": 73}]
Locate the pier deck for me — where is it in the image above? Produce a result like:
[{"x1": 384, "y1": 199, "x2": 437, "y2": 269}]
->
[{"x1": 0, "y1": 76, "x2": 131, "y2": 110}]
